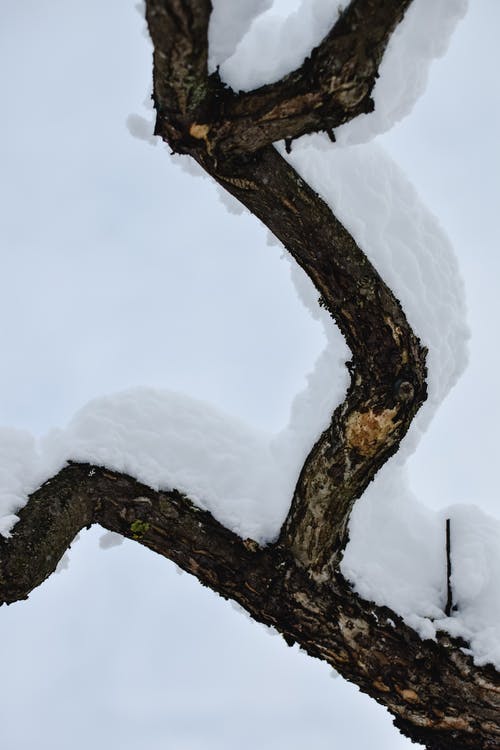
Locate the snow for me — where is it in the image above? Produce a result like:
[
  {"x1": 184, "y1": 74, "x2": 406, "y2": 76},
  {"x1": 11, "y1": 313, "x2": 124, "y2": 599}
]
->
[
  {"x1": 3, "y1": 0, "x2": 500, "y2": 674},
  {"x1": 342, "y1": 469, "x2": 500, "y2": 668},
  {"x1": 209, "y1": 1, "x2": 345, "y2": 91},
  {"x1": 0, "y1": 427, "x2": 62, "y2": 537},
  {"x1": 208, "y1": 0, "x2": 274, "y2": 74}
]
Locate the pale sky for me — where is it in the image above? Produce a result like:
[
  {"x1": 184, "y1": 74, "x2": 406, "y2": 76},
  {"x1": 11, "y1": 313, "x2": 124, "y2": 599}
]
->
[{"x1": 0, "y1": 2, "x2": 499, "y2": 749}]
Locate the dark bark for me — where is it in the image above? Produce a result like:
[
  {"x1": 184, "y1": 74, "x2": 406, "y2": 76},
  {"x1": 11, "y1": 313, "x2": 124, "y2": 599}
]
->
[{"x1": 1, "y1": 2, "x2": 498, "y2": 748}]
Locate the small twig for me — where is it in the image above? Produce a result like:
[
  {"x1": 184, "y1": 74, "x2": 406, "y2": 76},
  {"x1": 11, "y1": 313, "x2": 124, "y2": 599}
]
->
[
  {"x1": 284, "y1": 137, "x2": 293, "y2": 154},
  {"x1": 445, "y1": 518, "x2": 453, "y2": 616}
]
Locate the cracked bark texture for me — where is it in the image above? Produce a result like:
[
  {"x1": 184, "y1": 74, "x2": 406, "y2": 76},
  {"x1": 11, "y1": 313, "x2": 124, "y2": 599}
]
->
[{"x1": 1, "y1": 2, "x2": 498, "y2": 748}]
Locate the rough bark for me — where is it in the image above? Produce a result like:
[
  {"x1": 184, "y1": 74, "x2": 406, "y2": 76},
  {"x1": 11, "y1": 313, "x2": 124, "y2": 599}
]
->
[{"x1": 1, "y1": 2, "x2": 498, "y2": 749}]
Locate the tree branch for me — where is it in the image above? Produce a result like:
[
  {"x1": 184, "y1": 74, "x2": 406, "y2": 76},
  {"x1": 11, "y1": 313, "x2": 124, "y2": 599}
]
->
[
  {"x1": 151, "y1": 0, "x2": 413, "y2": 156},
  {"x1": 1, "y1": 2, "x2": 498, "y2": 748}
]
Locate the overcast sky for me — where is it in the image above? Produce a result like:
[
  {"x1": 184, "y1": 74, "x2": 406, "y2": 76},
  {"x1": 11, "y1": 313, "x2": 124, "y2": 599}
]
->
[{"x1": 0, "y1": 2, "x2": 499, "y2": 749}]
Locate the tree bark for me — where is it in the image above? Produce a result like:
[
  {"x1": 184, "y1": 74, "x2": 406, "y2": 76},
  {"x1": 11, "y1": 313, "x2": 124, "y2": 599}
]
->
[{"x1": 1, "y1": 2, "x2": 498, "y2": 748}]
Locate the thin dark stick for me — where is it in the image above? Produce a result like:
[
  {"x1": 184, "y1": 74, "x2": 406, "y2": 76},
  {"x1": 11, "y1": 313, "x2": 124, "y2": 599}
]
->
[{"x1": 445, "y1": 518, "x2": 453, "y2": 616}]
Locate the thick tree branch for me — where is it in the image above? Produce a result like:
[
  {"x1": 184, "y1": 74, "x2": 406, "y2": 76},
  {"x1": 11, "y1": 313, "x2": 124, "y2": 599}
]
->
[{"x1": 1, "y1": 2, "x2": 498, "y2": 749}]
